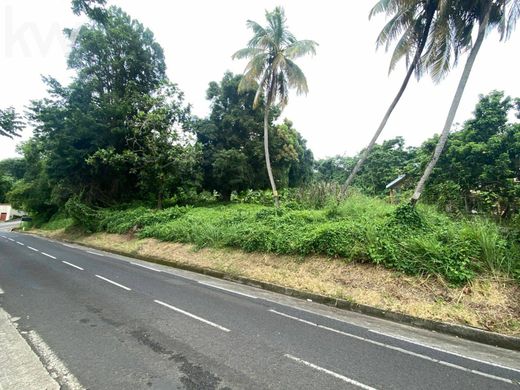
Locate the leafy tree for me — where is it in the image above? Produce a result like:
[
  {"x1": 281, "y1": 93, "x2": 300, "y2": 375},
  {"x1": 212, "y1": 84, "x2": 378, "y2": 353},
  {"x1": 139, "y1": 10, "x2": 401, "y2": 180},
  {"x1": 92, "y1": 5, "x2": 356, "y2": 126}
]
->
[
  {"x1": 27, "y1": 6, "x2": 169, "y2": 206},
  {"x1": 316, "y1": 137, "x2": 415, "y2": 195},
  {"x1": 71, "y1": 0, "x2": 107, "y2": 22},
  {"x1": 87, "y1": 83, "x2": 201, "y2": 208},
  {"x1": 7, "y1": 139, "x2": 57, "y2": 219},
  {"x1": 421, "y1": 91, "x2": 520, "y2": 217},
  {"x1": 412, "y1": 0, "x2": 520, "y2": 204},
  {"x1": 233, "y1": 6, "x2": 317, "y2": 207},
  {"x1": 195, "y1": 72, "x2": 313, "y2": 200},
  {"x1": 0, "y1": 107, "x2": 24, "y2": 139},
  {"x1": 0, "y1": 158, "x2": 26, "y2": 180}
]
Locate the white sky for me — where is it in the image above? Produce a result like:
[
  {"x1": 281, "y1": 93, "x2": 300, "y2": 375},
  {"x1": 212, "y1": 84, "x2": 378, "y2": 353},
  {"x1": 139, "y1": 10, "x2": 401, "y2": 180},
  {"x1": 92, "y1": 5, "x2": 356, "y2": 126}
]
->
[{"x1": 0, "y1": 0, "x2": 519, "y2": 160}]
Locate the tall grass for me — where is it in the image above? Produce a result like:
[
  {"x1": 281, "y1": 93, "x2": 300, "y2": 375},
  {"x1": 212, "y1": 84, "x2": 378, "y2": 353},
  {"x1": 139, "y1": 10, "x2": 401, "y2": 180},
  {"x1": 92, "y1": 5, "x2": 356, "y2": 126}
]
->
[{"x1": 58, "y1": 194, "x2": 519, "y2": 284}]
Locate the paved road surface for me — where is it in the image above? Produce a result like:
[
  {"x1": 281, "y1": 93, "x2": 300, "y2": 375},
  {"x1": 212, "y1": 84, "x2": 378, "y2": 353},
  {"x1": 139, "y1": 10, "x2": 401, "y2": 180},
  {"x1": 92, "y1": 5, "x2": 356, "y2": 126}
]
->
[{"x1": 0, "y1": 230, "x2": 519, "y2": 389}]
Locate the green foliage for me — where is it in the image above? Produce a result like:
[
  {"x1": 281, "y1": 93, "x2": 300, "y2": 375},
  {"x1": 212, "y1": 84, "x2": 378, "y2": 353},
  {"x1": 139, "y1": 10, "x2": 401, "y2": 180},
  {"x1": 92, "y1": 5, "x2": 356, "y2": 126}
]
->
[
  {"x1": 0, "y1": 175, "x2": 14, "y2": 203},
  {"x1": 0, "y1": 107, "x2": 24, "y2": 139},
  {"x1": 50, "y1": 194, "x2": 519, "y2": 284},
  {"x1": 98, "y1": 206, "x2": 189, "y2": 234},
  {"x1": 65, "y1": 196, "x2": 100, "y2": 232},
  {"x1": 195, "y1": 72, "x2": 313, "y2": 199}
]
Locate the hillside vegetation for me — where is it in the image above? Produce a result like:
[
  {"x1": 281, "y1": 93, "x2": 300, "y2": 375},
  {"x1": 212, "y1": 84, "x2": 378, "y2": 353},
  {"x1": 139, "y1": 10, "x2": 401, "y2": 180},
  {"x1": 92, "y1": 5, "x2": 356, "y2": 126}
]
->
[{"x1": 47, "y1": 193, "x2": 519, "y2": 285}]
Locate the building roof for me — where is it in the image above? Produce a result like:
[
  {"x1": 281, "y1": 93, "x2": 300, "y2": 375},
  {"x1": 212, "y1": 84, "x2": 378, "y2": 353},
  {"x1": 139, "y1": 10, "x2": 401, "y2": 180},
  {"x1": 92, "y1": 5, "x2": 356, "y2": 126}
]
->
[{"x1": 385, "y1": 174, "x2": 407, "y2": 189}]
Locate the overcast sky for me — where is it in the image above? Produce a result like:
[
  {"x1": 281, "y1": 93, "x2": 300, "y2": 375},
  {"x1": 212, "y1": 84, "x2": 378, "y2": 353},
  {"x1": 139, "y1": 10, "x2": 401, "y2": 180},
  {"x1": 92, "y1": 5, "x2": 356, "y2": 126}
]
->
[{"x1": 0, "y1": 0, "x2": 519, "y2": 160}]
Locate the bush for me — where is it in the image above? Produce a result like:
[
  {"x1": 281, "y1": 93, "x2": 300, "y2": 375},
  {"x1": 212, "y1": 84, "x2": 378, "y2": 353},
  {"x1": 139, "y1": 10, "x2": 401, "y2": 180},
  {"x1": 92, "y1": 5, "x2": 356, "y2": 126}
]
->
[{"x1": 46, "y1": 193, "x2": 518, "y2": 285}]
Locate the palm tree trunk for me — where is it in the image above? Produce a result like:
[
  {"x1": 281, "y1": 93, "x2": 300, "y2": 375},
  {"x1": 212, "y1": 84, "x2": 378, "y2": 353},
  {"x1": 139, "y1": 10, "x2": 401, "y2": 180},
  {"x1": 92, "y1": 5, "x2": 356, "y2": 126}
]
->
[
  {"x1": 343, "y1": 6, "x2": 435, "y2": 194},
  {"x1": 264, "y1": 103, "x2": 279, "y2": 208},
  {"x1": 411, "y1": 4, "x2": 492, "y2": 205}
]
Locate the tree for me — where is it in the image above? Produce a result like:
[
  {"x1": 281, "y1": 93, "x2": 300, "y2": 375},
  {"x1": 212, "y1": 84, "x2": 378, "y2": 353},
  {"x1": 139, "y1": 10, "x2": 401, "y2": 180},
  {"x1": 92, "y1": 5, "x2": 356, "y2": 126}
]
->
[
  {"x1": 233, "y1": 6, "x2": 317, "y2": 207},
  {"x1": 344, "y1": 0, "x2": 478, "y2": 192},
  {"x1": 0, "y1": 107, "x2": 24, "y2": 139},
  {"x1": 87, "y1": 83, "x2": 200, "y2": 209},
  {"x1": 411, "y1": 0, "x2": 519, "y2": 204},
  {"x1": 195, "y1": 72, "x2": 313, "y2": 200},
  {"x1": 71, "y1": 0, "x2": 107, "y2": 22},
  {"x1": 419, "y1": 91, "x2": 520, "y2": 217},
  {"x1": 28, "y1": 6, "x2": 169, "y2": 206}
]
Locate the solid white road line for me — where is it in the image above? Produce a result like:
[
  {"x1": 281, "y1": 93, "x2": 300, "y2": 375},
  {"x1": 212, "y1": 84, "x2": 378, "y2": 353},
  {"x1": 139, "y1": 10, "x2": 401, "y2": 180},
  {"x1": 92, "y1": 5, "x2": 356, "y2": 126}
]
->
[
  {"x1": 27, "y1": 330, "x2": 84, "y2": 390},
  {"x1": 131, "y1": 262, "x2": 161, "y2": 272},
  {"x1": 41, "y1": 252, "x2": 56, "y2": 259},
  {"x1": 368, "y1": 330, "x2": 520, "y2": 375},
  {"x1": 154, "y1": 299, "x2": 230, "y2": 332},
  {"x1": 198, "y1": 281, "x2": 258, "y2": 299},
  {"x1": 62, "y1": 243, "x2": 76, "y2": 248},
  {"x1": 270, "y1": 310, "x2": 514, "y2": 384},
  {"x1": 62, "y1": 261, "x2": 84, "y2": 271},
  {"x1": 95, "y1": 275, "x2": 131, "y2": 291},
  {"x1": 16, "y1": 241, "x2": 24, "y2": 246},
  {"x1": 87, "y1": 251, "x2": 104, "y2": 257},
  {"x1": 285, "y1": 354, "x2": 377, "y2": 390},
  {"x1": 27, "y1": 246, "x2": 39, "y2": 252}
]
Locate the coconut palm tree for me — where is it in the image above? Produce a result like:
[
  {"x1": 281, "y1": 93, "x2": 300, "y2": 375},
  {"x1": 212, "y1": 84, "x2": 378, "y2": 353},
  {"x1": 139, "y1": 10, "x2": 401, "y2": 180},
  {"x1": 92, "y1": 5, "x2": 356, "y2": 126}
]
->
[
  {"x1": 343, "y1": 0, "x2": 439, "y2": 193},
  {"x1": 232, "y1": 6, "x2": 317, "y2": 207},
  {"x1": 344, "y1": 0, "x2": 478, "y2": 193},
  {"x1": 411, "y1": 0, "x2": 519, "y2": 204}
]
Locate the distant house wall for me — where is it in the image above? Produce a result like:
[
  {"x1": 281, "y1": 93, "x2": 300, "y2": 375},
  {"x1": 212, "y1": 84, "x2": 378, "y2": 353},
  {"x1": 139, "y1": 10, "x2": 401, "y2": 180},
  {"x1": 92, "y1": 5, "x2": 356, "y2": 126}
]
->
[{"x1": 0, "y1": 204, "x2": 25, "y2": 221}]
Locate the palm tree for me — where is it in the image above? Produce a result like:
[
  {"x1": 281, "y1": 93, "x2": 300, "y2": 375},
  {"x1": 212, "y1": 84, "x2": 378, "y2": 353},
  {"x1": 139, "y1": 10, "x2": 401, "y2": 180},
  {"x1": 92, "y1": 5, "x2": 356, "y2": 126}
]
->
[
  {"x1": 411, "y1": 0, "x2": 519, "y2": 204},
  {"x1": 344, "y1": 0, "x2": 479, "y2": 193},
  {"x1": 343, "y1": 0, "x2": 439, "y2": 193},
  {"x1": 232, "y1": 6, "x2": 317, "y2": 207}
]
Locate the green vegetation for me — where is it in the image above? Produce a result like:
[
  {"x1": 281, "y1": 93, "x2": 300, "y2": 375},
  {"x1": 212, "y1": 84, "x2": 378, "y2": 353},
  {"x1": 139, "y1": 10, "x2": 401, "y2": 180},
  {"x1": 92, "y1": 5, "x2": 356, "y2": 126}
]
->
[{"x1": 53, "y1": 193, "x2": 519, "y2": 285}]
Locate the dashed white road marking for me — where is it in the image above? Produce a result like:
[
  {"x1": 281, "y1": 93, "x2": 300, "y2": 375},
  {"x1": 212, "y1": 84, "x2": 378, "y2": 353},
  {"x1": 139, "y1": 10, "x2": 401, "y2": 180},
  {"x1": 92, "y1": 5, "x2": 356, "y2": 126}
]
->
[
  {"x1": 62, "y1": 261, "x2": 84, "y2": 271},
  {"x1": 16, "y1": 241, "x2": 24, "y2": 246},
  {"x1": 86, "y1": 251, "x2": 104, "y2": 257},
  {"x1": 154, "y1": 299, "x2": 230, "y2": 332},
  {"x1": 368, "y1": 330, "x2": 520, "y2": 374},
  {"x1": 270, "y1": 309, "x2": 515, "y2": 384},
  {"x1": 0, "y1": 287, "x2": 4, "y2": 294},
  {"x1": 8, "y1": 238, "x2": 15, "y2": 241},
  {"x1": 198, "y1": 281, "x2": 258, "y2": 299},
  {"x1": 95, "y1": 275, "x2": 131, "y2": 291},
  {"x1": 285, "y1": 354, "x2": 377, "y2": 389},
  {"x1": 130, "y1": 262, "x2": 161, "y2": 272},
  {"x1": 41, "y1": 252, "x2": 56, "y2": 259},
  {"x1": 27, "y1": 246, "x2": 39, "y2": 252}
]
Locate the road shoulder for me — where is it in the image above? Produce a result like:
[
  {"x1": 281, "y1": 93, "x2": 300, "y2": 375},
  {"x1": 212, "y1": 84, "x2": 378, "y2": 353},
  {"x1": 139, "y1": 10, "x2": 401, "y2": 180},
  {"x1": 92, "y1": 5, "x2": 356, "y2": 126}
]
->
[{"x1": 0, "y1": 306, "x2": 59, "y2": 390}]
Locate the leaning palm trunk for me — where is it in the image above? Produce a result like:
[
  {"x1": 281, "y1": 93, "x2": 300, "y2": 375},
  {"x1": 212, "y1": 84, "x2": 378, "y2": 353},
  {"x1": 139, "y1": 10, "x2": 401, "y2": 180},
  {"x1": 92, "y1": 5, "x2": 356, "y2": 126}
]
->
[
  {"x1": 343, "y1": 9, "x2": 435, "y2": 195},
  {"x1": 263, "y1": 102, "x2": 280, "y2": 208},
  {"x1": 411, "y1": 4, "x2": 492, "y2": 205}
]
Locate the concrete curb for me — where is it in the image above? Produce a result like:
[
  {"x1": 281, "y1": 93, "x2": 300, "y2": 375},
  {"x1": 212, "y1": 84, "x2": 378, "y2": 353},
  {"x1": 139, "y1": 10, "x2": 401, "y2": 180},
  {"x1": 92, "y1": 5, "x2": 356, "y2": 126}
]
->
[{"x1": 25, "y1": 232, "x2": 520, "y2": 352}]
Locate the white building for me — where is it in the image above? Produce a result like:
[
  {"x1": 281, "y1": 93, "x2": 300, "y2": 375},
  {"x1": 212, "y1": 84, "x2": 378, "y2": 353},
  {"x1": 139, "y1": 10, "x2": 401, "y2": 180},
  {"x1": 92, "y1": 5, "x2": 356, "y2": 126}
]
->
[{"x1": 0, "y1": 204, "x2": 25, "y2": 221}]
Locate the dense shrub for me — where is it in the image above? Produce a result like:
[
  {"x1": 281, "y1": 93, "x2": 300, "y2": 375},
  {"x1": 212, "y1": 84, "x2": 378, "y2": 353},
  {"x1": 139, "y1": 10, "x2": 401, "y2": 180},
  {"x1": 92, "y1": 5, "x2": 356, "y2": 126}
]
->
[{"x1": 54, "y1": 194, "x2": 519, "y2": 285}]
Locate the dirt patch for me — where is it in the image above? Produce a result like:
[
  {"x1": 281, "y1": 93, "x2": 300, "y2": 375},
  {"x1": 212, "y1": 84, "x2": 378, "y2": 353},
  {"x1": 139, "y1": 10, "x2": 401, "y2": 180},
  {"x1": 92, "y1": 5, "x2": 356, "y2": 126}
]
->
[{"x1": 35, "y1": 229, "x2": 520, "y2": 336}]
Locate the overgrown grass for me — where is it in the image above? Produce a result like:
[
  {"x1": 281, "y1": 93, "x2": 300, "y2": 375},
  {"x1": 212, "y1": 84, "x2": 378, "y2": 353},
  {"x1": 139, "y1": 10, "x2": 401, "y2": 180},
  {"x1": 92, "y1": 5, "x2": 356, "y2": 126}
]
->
[{"x1": 57, "y1": 193, "x2": 520, "y2": 284}]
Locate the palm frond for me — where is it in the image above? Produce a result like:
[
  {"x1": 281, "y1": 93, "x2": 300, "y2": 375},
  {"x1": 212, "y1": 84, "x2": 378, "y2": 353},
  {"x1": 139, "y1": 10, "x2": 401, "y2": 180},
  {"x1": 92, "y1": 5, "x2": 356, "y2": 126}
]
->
[
  {"x1": 232, "y1": 47, "x2": 263, "y2": 60},
  {"x1": 284, "y1": 59, "x2": 309, "y2": 95},
  {"x1": 285, "y1": 40, "x2": 318, "y2": 59},
  {"x1": 500, "y1": 0, "x2": 520, "y2": 40}
]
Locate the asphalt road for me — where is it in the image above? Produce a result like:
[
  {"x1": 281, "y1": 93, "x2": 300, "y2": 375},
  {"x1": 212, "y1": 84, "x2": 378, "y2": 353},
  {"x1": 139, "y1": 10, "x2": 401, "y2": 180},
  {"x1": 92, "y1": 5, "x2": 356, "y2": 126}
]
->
[{"x1": 0, "y1": 230, "x2": 519, "y2": 389}]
